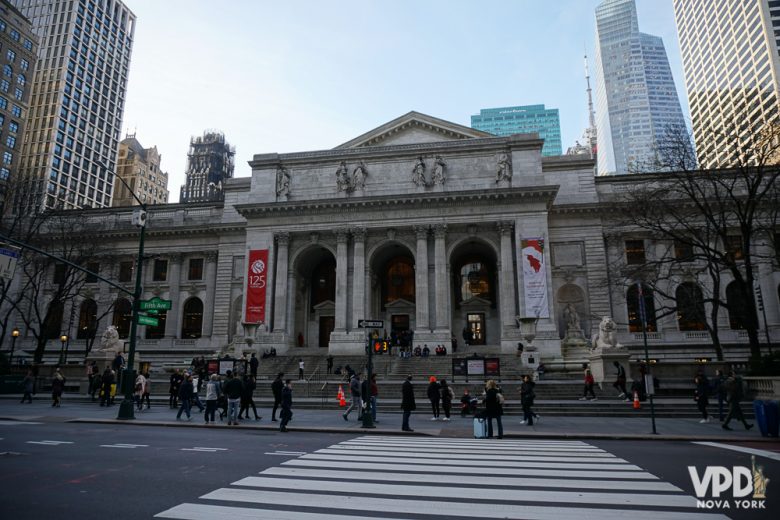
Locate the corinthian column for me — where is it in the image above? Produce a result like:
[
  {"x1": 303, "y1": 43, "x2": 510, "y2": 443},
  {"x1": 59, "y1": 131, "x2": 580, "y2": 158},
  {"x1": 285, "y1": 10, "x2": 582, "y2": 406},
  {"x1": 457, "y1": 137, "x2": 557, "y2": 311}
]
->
[
  {"x1": 202, "y1": 251, "x2": 218, "y2": 337},
  {"x1": 351, "y1": 228, "x2": 366, "y2": 329},
  {"x1": 334, "y1": 230, "x2": 349, "y2": 332},
  {"x1": 415, "y1": 225, "x2": 430, "y2": 331},
  {"x1": 164, "y1": 253, "x2": 182, "y2": 338},
  {"x1": 498, "y1": 221, "x2": 516, "y2": 331},
  {"x1": 433, "y1": 224, "x2": 448, "y2": 331},
  {"x1": 273, "y1": 233, "x2": 290, "y2": 333}
]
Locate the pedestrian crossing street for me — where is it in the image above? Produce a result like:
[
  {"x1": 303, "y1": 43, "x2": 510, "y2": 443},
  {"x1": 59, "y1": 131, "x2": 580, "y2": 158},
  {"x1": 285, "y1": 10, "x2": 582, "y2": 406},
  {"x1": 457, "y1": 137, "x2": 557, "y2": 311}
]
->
[{"x1": 156, "y1": 436, "x2": 729, "y2": 520}]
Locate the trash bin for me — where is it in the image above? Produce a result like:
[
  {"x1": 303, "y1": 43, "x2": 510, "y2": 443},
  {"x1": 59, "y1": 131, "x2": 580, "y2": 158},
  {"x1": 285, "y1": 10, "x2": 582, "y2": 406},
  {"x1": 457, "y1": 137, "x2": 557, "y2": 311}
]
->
[{"x1": 753, "y1": 400, "x2": 769, "y2": 437}]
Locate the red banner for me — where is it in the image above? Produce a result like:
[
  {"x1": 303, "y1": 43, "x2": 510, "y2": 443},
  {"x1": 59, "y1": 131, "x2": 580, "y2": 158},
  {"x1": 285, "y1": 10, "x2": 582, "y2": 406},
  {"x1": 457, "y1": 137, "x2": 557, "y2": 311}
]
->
[{"x1": 245, "y1": 249, "x2": 268, "y2": 323}]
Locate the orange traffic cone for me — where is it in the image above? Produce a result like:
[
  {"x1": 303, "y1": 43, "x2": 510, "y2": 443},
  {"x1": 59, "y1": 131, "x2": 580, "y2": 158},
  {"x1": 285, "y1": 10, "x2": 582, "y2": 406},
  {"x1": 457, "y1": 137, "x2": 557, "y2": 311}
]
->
[
  {"x1": 632, "y1": 391, "x2": 641, "y2": 409},
  {"x1": 338, "y1": 385, "x2": 346, "y2": 407}
]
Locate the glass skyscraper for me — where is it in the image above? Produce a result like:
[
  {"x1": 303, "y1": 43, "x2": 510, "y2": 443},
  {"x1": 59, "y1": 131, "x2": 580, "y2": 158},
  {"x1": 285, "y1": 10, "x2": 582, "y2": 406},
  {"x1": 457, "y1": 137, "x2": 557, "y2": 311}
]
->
[
  {"x1": 674, "y1": 0, "x2": 780, "y2": 168},
  {"x1": 594, "y1": 0, "x2": 689, "y2": 174},
  {"x1": 470, "y1": 104, "x2": 562, "y2": 156}
]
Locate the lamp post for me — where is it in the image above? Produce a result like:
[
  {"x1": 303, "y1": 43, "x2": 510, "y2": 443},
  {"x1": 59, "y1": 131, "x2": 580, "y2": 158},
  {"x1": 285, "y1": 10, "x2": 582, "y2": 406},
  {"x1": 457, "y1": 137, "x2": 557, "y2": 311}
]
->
[
  {"x1": 9, "y1": 328, "x2": 19, "y2": 365},
  {"x1": 99, "y1": 161, "x2": 147, "y2": 421},
  {"x1": 59, "y1": 334, "x2": 68, "y2": 366}
]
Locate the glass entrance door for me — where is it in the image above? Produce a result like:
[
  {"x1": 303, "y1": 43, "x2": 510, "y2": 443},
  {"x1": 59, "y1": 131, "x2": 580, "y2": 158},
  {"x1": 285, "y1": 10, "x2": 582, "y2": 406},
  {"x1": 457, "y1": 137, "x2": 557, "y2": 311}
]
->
[{"x1": 467, "y1": 313, "x2": 486, "y2": 345}]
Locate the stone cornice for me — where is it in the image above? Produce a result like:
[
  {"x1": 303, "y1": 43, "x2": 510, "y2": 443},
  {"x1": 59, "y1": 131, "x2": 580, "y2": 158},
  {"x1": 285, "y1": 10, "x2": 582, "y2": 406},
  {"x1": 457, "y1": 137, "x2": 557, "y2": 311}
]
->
[
  {"x1": 549, "y1": 202, "x2": 606, "y2": 216},
  {"x1": 542, "y1": 155, "x2": 596, "y2": 171},
  {"x1": 234, "y1": 186, "x2": 560, "y2": 219}
]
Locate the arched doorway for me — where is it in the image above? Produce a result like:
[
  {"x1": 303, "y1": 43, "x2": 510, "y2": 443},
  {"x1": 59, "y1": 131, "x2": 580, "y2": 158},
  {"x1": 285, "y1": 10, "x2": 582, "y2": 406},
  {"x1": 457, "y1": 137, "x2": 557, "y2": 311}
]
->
[
  {"x1": 181, "y1": 297, "x2": 204, "y2": 338},
  {"x1": 292, "y1": 246, "x2": 336, "y2": 350},
  {"x1": 450, "y1": 240, "x2": 498, "y2": 347},
  {"x1": 369, "y1": 242, "x2": 416, "y2": 344},
  {"x1": 77, "y1": 299, "x2": 98, "y2": 339}
]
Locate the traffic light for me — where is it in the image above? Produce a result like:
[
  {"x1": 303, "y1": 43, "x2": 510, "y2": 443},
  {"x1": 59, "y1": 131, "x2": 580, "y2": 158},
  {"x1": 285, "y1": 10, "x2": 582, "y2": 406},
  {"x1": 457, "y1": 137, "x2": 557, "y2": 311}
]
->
[{"x1": 373, "y1": 340, "x2": 382, "y2": 353}]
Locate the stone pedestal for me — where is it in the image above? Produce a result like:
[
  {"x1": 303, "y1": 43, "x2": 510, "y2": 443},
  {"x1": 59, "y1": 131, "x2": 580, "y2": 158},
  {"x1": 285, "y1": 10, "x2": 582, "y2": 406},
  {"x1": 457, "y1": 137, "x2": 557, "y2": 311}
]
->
[
  {"x1": 521, "y1": 348, "x2": 540, "y2": 371},
  {"x1": 562, "y1": 328, "x2": 589, "y2": 361},
  {"x1": 587, "y1": 348, "x2": 630, "y2": 386}
]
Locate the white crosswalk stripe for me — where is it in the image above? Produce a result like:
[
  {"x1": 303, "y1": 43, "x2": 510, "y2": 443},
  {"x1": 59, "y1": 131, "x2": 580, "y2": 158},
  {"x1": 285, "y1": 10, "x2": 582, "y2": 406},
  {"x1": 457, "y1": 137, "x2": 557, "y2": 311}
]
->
[{"x1": 155, "y1": 436, "x2": 729, "y2": 520}]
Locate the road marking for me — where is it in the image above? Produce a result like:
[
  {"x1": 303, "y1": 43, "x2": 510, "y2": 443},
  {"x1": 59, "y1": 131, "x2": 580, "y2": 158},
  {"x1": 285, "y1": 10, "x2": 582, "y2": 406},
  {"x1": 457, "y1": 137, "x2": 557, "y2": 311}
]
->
[
  {"x1": 157, "y1": 503, "x2": 410, "y2": 520},
  {"x1": 693, "y1": 441, "x2": 780, "y2": 462},
  {"x1": 0, "y1": 420, "x2": 43, "y2": 426},
  {"x1": 181, "y1": 447, "x2": 228, "y2": 452},
  {"x1": 26, "y1": 440, "x2": 74, "y2": 445},
  {"x1": 100, "y1": 444, "x2": 149, "y2": 449},
  {"x1": 264, "y1": 450, "x2": 307, "y2": 456}
]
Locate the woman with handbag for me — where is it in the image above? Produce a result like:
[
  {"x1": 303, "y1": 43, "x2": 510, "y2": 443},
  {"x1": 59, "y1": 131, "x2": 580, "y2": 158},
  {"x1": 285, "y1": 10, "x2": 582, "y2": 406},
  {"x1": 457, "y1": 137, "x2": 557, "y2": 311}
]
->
[{"x1": 484, "y1": 379, "x2": 503, "y2": 439}]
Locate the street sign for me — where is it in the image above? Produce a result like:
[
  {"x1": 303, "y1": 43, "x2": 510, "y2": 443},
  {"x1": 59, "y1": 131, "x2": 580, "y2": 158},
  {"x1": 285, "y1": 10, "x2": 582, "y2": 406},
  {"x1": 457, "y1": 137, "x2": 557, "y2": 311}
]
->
[
  {"x1": 358, "y1": 319, "x2": 383, "y2": 328},
  {"x1": 137, "y1": 314, "x2": 159, "y2": 327},
  {"x1": 145, "y1": 309, "x2": 159, "y2": 315},
  {"x1": 139, "y1": 297, "x2": 172, "y2": 311},
  {"x1": 0, "y1": 244, "x2": 20, "y2": 281}
]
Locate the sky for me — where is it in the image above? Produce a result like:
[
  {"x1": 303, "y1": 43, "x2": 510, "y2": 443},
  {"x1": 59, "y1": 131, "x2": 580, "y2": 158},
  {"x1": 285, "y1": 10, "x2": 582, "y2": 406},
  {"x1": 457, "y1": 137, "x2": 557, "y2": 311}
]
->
[{"x1": 120, "y1": 0, "x2": 688, "y2": 202}]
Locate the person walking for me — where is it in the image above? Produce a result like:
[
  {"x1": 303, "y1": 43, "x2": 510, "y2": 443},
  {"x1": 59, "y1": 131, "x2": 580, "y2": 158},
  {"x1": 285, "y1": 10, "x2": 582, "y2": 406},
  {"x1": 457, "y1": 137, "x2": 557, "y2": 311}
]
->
[
  {"x1": 579, "y1": 369, "x2": 597, "y2": 400},
  {"x1": 427, "y1": 376, "x2": 441, "y2": 420},
  {"x1": 520, "y1": 374, "x2": 538, "y2": 426},
  {"x1": 326, "y1": 355, "x2": 334, "y2": 375},
  {"x1": 134, "y1": 372, "x2": 146, "y2": 411},
  {"x1": 484, "y1": 380, "x2": 504, "y2": 439},
  {"x1": 613, "y1": 361, "x2": 629, "y2": 400},
  {"x1": 51, "y1": 368, "x2": 65, "y2": 407},
  {"x1": 89, "y1": 367, "x2": 102, "y2": 401},
  {"x1": 238, "y1": 375, "x2": 261, "y2": 420},
  {"x1": 401, "y1": 375, "x2": 416, "y2": 432},
  {"x1": 223, "y1": 370, "x2": 243, "y2": 426},
  {"x1": 440, "y1": 379, "x2": 454, "y2": 421},
  {"x1": 298, "y1": 358, "x2": 305, "y2": 380},
  {"x1": 369, "y1": 373, "x2": 378, "y2": 423},
  {"x1": 20, "y1": 370, "x2": 34, "y2": 403},
  {"x1": 169, "y1": 369, "x2": 183, "y2": 409},
  {"x1": 712, "y1": 369, "x2": 727, "y2": 421},
  {"x1": 271, "y1": 372, "x2": 284, "y2": 422},
  {"x1": 343, "y1": 373, "x2": 362, "y2": 421},
  {"x1": 694, "y1": 374, "x2": 710, "y2": 423},
  {"x1": 176, "y1": 375, "x2": 194, "y2": 421},
  {"x1": 141, "y1": 373, "x2": 152, "y2": 409},
  {"x1": 722, "y1": 371, "x2": 754, "y2": 431},
  {"x1": 204, "y1": 374, "x2": 221, "y2": 425},
  {"x1": 279, "y1": 379, "x2": 293, "y2": 432},
  {"x1": 99, "y1": 367, "x2": 114, "y2": 407},
  {"x1": 249, "y1": 353, "x2": 259, "y2": 379}
]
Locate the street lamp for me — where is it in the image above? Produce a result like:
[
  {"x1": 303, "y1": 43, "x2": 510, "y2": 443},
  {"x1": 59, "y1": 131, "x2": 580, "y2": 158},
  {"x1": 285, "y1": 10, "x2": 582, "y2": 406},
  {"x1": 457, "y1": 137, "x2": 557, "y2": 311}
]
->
[
  {"x1": 59, "y1": 334, "x2": 68, "y2": 365},
  {"x1": 99, "y1": 161, "x2": 146, "y2": 421},
  {"x1": 9, "y1": 328, "x2": 20, "y2": 366}
]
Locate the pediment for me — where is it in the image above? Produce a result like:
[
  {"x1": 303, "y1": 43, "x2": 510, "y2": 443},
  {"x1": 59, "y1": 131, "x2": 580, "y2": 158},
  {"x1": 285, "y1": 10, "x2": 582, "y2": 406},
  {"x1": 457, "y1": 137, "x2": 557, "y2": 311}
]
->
[
  {"x1": 335, "y1": 111, "x2": 492, "y2": 149},
  {"x1": 386, "y1": 298, "x2": 416, "y2": 310},
  {"x1": 460, "y1": 296, "x2": 492, "y2": 309},
  {"x1": 313, "y1": 300, "x2": 335, "y2": 311}
]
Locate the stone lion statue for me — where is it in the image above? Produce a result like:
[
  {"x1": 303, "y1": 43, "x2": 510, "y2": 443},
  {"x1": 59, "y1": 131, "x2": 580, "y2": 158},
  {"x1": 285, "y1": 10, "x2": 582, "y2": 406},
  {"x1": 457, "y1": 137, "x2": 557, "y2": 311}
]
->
[
  {"x1": 591, "y1": 316, "x2": 623, "y2": 350},
  {"x1": 98, "y1": 325, "x2": 123, "y2": 353}
]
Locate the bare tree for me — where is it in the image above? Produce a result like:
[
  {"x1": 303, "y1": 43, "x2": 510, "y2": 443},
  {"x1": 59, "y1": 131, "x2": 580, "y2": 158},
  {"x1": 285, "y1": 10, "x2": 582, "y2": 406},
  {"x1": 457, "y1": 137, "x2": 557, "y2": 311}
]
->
[{"x1": 609, "y1": 122, "x2": 779, "y2": 363}]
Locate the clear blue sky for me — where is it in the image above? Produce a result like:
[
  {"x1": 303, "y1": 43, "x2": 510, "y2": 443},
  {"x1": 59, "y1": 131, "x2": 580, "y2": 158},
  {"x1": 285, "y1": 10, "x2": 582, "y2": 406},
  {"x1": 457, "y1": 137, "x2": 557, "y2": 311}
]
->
[{"x1": 121, "y1": 0, "x2": 687, "y2": 202}]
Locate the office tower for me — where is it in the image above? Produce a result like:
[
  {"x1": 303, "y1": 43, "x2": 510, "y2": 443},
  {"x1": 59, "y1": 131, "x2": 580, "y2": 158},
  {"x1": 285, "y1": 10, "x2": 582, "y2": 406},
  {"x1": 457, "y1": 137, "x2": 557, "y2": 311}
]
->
[
  {"x1": 12, "y1": 0, "x2": 135, "y2": 212},
  {"x1": 0, "y1": 0, "x2": 36, "y2": 214},
  {"x1": 594, "y1": 0, "x2": 689, "y2": 174},
  {"x1": 674, "y1": 0, "x2": 780, "y2": 168},
  {"x1": 179, "y1": 131, "x2": 235, "y2": 203},
  {"x1": 471, "y1": 104, "x2": 563, "y2": 156},
  {"x1": 113, "y1": 133, "x2": 169, "y2": 207}
]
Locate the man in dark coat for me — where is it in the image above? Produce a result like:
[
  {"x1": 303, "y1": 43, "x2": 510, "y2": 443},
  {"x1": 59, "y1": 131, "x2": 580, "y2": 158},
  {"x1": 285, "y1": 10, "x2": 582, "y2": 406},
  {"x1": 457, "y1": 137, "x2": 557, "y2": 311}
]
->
[
  {"x1": 271, "y1": 372, "x2": 284, "y2": 422},
  {"x1": 99, "y1": 367, "x2": 114, "y2": 407},
  {"x1": 401, "y1": 375, "x2": 416, "y2": 432},
  {"x1": 279, "y1": 379, "x2": 293, "y2": 432},
  {"x1": 249, "y1": 353, "x2": 259, "y2": 378},
  {"x1": 176, "y1": 375, "x2": 195, "y2": 420}
]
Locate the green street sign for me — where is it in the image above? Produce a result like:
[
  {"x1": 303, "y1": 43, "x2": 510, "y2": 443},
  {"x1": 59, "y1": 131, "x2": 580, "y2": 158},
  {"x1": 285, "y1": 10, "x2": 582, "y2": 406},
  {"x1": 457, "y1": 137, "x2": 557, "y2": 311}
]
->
[
  {"x1": 138, "y1": 314, "x2": 159, "y2": 327},
  {"x1": 139, "y1": 297, "x2": 172, "y2": 311},
  {"x1": 145, "y1": 309, "x2": 159, "y2": 315}
]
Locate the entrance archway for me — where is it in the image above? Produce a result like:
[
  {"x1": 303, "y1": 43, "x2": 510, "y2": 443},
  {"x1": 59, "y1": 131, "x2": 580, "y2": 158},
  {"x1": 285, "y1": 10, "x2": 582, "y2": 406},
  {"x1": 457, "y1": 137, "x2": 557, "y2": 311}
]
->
[
  {"x1": 368, "y1": 241, "x2": 416, "y2": 340},
  {"x1": 450, "y1": 239, "x2": 498, "y2": 347},
  {"x1": 291, "y1": 245, "x2": 336, "y2": 350}
]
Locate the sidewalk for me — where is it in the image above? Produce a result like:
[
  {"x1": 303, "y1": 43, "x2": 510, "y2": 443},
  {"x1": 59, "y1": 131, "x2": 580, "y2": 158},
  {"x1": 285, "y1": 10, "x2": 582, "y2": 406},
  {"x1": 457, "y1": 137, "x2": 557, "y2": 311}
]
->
[{"x1": 0, "y1": 396, "x2": 774, "y2": 442}]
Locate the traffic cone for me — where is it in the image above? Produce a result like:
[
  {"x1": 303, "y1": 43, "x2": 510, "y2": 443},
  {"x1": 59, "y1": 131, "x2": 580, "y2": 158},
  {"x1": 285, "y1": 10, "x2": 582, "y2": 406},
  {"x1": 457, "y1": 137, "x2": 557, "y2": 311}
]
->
[
  {"x1": 632, "y1": 391, "x2": 641, "y2": 409},
  {"x1": 338, "y1": 385, "x2": 346, "y2": 407}
]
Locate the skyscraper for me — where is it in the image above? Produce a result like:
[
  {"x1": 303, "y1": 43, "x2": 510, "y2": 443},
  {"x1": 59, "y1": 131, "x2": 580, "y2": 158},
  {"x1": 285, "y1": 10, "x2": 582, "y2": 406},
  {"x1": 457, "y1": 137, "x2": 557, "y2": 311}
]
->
[
  {"x1": 0, "y1": 0, "x2": 37, "y2": 214},
  {"x1": 594, "y1": 0, "x2": 689, "y2": 174},
  {"x1": 12, "y1": 0, "x2": 135, "y2": 212},
  {"x1": 674, "y1": 0, "x2": 780, "y2": 168},
  {"x1": 470, "y1": 104, "x2": 562, "y2": 156},
  {"x1": 179, "y1": 131, "x2": 235, "y2": 203},
  {"x1": 113, "y1": 133, "x2": 169, "y2": 207}
]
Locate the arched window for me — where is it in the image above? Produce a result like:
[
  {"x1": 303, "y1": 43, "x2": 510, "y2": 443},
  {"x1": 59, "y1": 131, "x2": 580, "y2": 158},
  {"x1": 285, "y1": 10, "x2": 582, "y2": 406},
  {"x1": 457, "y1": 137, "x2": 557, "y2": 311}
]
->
[
  {"x1": 626, "y1": 283, "x2": 657, "y2": 332},
  {"x1": 310, "y1": 258, "x2": 336, "y2": 309},
  {"x1": 181, "y1": 297, "x2": 203, "y2": 339},
  {"x1": 726, "y1": 280, "x2": 754, "y2": 330},
  {"x1": 112, "y1": 298, "x2": 132, "y2": 338},
  {"x1": 77, "y1": 299, "x2": 98, "y2": 339},
  {"x1": 16, "y1": 73, "x2": 24, "y2": 86},
  {"x1": 145, "y1": 310, "x2": 167, "y2": 339},
  {"x1": 2, "y1": 65, "x2": 11, "y2": 77},
  {"x1": 43, "y1": 301, "x2": 64, "y2": 340},
  {"x1": 676, "y1": 283, "x2": 706, "y2": 331},
  {"x1": 382, "y1": 256, "x2": 415, "y2": 306}
]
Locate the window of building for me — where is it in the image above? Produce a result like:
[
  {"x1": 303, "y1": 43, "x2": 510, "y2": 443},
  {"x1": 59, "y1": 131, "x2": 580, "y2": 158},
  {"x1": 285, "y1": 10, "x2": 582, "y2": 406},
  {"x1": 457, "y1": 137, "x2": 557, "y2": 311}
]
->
[
  {"x1": 231, "y1": 256, "x2": 244, "y2": 278},
  {"x1": 53, "y1": 264, "x2": 66, "y2": 285},
  {"x1": 676, "y1": 283, "x2": 706, "y2": 331},
  {"x1": 725, "y1": 235, "x2": 743, "y2": 261},
  {"x1": 9, "y1": 30, "x2": 18, "y2": 42},
  {"x1": 626, "y1": 283, "x2": 657, "y2": 332},
  {"x1": 0, "y1": 79, "x2": 9, "y2": 92},
  {"x1": 77, "y1": 299, "x2": 98, "y2": 339},
  {"x1": 181, "y1": 298, "x2": 203, "y2": 339},
  {"x1": 85, "y1": 262, "x2": 100, "y2": 283},
  {"x1": 16, "y1": 73, "x2": 24, "y2": 86},
  {"x1": 2, "y1": 151, "x2": 12, "y2": 164},
  {"x1": 20, "y1": 59, "x2": 28, "y2": 71},
  {"x1": 311, "y1": 258, "x2": 337, "y2": 310},
  {"x1": 726, "y1": 280, "x2": 755, "y2": 330},
  {"x1": 0, "y1": 167, "x2": 9, "y2": 180},
  {"x1": 12, "y1": 105, "x2": 21, "y2": 117},
  {"x1": 9, "y1": 121, "x2": 18, "y2": 133},
  {"x1": 152, "y1": 258, "x2": 168, "y2": 281},
  {"x1": 6, "y1": 136, "x2": 14, "y2": 148},
  {"x1": 23, "y1": 39, "x2": 32, "y2": 51},
  {"x1": 6, "y1": 49, "x2": 14, "y2": 61},
  {"x1": 13, "y1": 87, "x2": 22, "y2": 100},
  {"x1": 118, "y1": 261, "x2": 133, "y2": 283},
  {"x1": 0, "y1": 96, "x2": 6, "y2": 109},
  {"x1": 625, "y1": 240, "x2": 646, "y2": 265},
  {"x1": 382, "y1": 256, "x2": 415, "y2": 306},
  {"x1": 188, "y1": 258, "x2": 203, "y2": 280},
  {"x1": 0, "y1": 19, "x2": 5, "y2": 32}
]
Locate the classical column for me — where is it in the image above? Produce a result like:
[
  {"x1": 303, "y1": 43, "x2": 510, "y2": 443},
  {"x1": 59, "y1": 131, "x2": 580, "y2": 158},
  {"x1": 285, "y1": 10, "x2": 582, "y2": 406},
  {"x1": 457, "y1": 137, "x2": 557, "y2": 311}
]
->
[
  {"x1": 164, "y1": 253, "x2": 182, "y2": 338},
  {"x1": 273, "y1": 233, "x2": 290, "y2": 333},
  {"x1": 498, "y1": 221, "x2": 516, "y2": 331},
  {"x1": 433, "y1": 224, "x2": 448, "y2": 331},
  {"x1": 202, "y1": 251, "x2": 218, "y2": 337},
  {"x1": 351, "y1": 228, "x2": 366, "y2": 329},
  {"x1": 334, "y1": 230, "x2": 349, "y2": 332},
  {"x1": 415, "y1": 225, "x2": 430, "y2": 331}
]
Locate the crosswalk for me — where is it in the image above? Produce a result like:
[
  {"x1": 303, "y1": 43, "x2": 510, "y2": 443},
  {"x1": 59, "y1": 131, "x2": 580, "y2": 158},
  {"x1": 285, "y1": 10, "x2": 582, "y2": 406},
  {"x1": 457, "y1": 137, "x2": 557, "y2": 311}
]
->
[{"x1": 156, "y1": 437, "x2": 729, "y2": 520}]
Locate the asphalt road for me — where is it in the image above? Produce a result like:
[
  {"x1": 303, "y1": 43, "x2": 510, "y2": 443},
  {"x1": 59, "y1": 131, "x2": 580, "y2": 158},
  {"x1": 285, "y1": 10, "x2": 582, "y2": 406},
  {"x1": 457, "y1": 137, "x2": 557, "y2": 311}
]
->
[{"x1": 0, "y1": 420, "x2": 778, "y2": 519}]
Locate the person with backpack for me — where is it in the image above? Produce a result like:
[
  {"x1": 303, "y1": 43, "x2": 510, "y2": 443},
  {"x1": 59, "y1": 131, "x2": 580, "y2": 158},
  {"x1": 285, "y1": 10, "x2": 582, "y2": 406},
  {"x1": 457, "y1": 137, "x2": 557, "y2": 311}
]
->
[
  {"x1": 694, "y1": 374, "x2": 710, "y2": 423},
  {"x1": 440, "y1": 379, "x2": 454, "y2": 421},
  {"x1": 204, "y1": 374, "x2": 221, "y2": 425},
  {"x1": 722, "y1": 371, "x2": 754, "y2": 431},
  {"x1": 342, "y1": 373, "x2": 362, "y2": 421},
  {"x1": 427, "y1": 376, "x2": 441, "y2": 420}
]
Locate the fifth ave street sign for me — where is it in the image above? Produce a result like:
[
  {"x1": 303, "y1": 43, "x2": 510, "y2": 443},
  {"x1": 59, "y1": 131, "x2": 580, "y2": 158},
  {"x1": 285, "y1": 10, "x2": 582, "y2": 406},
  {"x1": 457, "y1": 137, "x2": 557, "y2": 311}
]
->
[{"x1": 358, "y1": 320, "x2": 383, "y2": 328}]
